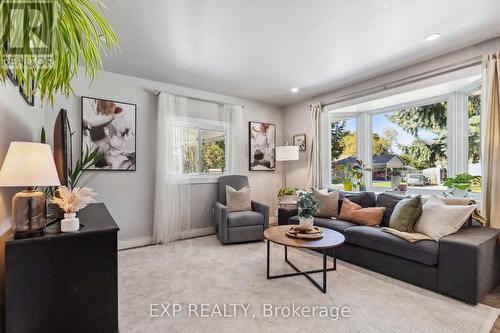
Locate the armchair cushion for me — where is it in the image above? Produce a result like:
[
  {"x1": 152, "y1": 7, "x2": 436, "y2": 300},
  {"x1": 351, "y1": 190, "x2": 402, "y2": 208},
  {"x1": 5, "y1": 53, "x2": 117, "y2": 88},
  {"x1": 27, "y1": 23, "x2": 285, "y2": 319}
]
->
[
  {"x1": 226, "y1": 185, "x2": 252, "y2": 212},
  {"x1": 227, "y1": 211, "x2": 264, "y2": 228}
]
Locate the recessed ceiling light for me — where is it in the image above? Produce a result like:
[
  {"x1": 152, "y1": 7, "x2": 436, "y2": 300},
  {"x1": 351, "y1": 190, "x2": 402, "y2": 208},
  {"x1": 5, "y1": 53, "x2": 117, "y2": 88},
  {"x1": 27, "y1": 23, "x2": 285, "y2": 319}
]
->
[
  {"x1": 424, "y1": 33, "x2": 442, "y2": 41},
  {"x1": 291, "y1": 87, "x2": 299, "y2": 93}
]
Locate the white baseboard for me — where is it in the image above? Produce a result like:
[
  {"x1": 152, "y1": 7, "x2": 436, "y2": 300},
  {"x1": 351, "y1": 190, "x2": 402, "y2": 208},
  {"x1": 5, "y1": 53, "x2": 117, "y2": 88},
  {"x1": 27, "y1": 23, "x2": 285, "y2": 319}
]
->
[
  {"x1": 118, "y1": 227, "x2": 215, "y2": 250},
  {"x1": 177, "y1": 226, "x2": 215, "y2": 240},
  {"x1": 118, "y1": 236, "x2": 153, "y2": 250}
]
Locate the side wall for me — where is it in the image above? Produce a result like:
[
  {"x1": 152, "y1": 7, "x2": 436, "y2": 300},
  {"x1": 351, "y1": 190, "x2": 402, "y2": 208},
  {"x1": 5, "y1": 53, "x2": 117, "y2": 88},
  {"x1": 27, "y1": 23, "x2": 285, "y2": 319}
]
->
[{"x1": 0, "y1": 82, "x2": 45, "y2": 333}]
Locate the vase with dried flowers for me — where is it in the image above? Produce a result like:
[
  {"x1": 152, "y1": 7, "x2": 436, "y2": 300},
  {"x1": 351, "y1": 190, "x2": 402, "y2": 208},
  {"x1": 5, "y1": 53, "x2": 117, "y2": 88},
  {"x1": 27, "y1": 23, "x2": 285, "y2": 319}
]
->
[{"x1": 52, "y1": 186, "x2": 97, "y2": 232}]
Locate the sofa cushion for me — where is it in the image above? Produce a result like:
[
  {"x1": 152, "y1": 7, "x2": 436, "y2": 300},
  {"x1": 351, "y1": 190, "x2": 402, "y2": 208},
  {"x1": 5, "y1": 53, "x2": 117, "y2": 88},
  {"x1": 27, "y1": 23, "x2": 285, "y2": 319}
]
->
[
  {"x1": 344, "y1": 226, "x2": 439, "y2": 266},
  {"x1": 227, "y1": 211, "x2": 263, "y2": 228},
  {"x1": 312, "y1": 188, "x2": 339, "y2": 218},
  {"x1": 338, "y1": 199, "x2": 386, "y2": 226},
  {"x1": 389, "y1": 195, "x2": 423, "y2": 233},
  {"x1": 337, "y1": 191, "x2": 377, "y2": 210},
  {"x1": 289, "y1": 216, "x2": 357, "y2": 234},
  {"x1": 376, "y1": 192, "x2": 411, "y2": 227}
]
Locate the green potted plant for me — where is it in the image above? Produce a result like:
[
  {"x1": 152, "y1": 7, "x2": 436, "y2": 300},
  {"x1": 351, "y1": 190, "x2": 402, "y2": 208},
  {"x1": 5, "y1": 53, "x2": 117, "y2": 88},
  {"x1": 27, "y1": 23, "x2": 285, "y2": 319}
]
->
[
  {"x1": 338, "y1": 164, "x2": 353, "y2": 191},
  {"x1": 389, "y1": 168, "x2": 404, "y2": 189},
  {"x1": 277, "y1": 187, "x2": 298, "y2": 202},
  {"x1": 350, "y1": 160, "x2": 372, "y2": 191},
  {"x1": 443, "y1": 173, "x2": 481, "y2": 198},
  {"x1": 296, "y1": 191, "x2": 321, "y2": 230}
]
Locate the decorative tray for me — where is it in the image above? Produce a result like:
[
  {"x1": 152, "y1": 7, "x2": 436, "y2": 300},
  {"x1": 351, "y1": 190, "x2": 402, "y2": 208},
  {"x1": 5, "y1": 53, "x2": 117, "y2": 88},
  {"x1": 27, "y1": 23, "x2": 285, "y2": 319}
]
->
[{"x1": 286, "y1": 226, "x2": 323, "y2": 239}]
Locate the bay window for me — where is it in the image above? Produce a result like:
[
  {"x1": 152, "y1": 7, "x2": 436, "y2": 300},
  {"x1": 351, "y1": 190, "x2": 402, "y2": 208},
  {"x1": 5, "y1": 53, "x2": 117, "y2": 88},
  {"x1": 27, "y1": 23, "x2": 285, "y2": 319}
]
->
[{"x1": 325, "y1": 76, "x2": 482, "y2": 195}]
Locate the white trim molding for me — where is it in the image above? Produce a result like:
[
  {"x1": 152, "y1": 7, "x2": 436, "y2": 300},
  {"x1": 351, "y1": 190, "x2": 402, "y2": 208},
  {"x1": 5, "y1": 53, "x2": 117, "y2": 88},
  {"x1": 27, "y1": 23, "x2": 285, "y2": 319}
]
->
[{"x1": 118, "y1": 236, "x2": 153, "y2": 250}]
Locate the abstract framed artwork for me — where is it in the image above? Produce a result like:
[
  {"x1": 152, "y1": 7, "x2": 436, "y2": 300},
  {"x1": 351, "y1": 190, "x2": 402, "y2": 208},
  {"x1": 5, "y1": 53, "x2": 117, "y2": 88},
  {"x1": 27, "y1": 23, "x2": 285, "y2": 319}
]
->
[
  {"x1": 81, "y1": 96, "x2": 137, "y2": 171},
  {"x1": 293, "y1": 134, "x2": 306, "y2": 151},
  {"x1": 249, "y1": 121, "x2": 276, "y2": 171}
]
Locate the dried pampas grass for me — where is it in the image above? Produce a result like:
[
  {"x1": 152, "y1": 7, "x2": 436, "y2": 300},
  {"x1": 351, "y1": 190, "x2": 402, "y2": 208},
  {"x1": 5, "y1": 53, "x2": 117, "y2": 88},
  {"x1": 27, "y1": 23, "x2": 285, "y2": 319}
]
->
[{"x1": 52, "y1": 186, "x2": 97, "y2": 213}]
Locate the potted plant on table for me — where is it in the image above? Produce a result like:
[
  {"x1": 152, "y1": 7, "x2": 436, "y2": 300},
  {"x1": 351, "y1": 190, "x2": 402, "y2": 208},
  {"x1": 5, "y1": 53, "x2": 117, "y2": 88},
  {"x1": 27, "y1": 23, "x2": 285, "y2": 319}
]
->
[
  {"x1": 296, "y1": 191, "x2": 321, "y2": 230},
  {"x1": 443, "y1": 173, "x2": 481, "y2": 198},
  {"x1": 277, "y1": 187, "x2": 298, "y2": 202},
  {"x1": 52, "y1": 186, "x2": 97, "y2": 232},
  {"x1": 389, "y1": 168, "x2": 404, "y2": 189},
  {"x1": 350, "y1": 160, "x2": 372, "y2": 191}
]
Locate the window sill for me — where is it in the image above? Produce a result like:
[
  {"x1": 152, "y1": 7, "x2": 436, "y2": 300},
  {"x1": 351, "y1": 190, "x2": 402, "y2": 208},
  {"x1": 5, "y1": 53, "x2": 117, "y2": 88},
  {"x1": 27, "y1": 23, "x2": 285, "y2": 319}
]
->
[{"x1": 188, "y1": 175, "x2": 223, "y2": 184}]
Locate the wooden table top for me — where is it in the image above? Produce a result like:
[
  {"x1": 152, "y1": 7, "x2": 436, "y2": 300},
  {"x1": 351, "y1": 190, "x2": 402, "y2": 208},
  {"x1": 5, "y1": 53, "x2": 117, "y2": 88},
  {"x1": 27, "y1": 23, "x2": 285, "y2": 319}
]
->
[{"x1": 264, "y1": 225, "x2": 345, "y2": 249}]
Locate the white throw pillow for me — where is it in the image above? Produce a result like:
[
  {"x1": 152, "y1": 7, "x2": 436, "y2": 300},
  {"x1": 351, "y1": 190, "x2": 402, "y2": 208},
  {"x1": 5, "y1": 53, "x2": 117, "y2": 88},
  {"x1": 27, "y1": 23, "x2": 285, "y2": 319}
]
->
[
  {"x1": 226, "y1": 185, "x2": 252, "y2": 212},
  {"x1": 414, "y1": 196, "x2": 476, "y2": 241}
]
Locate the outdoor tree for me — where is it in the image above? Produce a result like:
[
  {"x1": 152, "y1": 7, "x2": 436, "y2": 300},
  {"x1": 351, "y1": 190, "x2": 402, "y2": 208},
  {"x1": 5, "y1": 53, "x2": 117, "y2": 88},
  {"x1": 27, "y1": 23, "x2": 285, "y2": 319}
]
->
[
  {"x1": 331, "y1": 120, "x2": 349, "y2": 160},
  {"x1": 468, "y1": 94, "x2": 481, "y2": 163},
  {"x1": 201, "y1": 140, "x2": 225, "y2": 172},
  {"x1": 386, "y1": 102, "x2": 448, "y2": 169}
]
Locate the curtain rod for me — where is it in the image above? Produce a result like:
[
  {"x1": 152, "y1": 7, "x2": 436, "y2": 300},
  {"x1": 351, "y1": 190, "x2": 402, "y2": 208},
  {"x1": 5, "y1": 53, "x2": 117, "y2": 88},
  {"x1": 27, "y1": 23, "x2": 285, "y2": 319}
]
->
[
  {"x1": 152, "y1": 90, "x2": 244, "y2": 108},
  {"x1": 320, "y1": 56, "x2": 482, "y2": 108}
]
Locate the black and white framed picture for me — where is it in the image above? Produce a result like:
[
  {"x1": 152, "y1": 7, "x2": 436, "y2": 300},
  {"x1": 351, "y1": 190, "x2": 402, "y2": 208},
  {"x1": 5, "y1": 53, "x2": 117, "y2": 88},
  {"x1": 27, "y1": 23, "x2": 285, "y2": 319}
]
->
[
  {"x1": 293, "y1": 134, "x2": 306, "y2": 151},
  {"x1": 82, "y1": 96, "x2": 137, "y2": 171},
  {"x1": 249, "y1": 121, "x2": 276, "y2": 171}
]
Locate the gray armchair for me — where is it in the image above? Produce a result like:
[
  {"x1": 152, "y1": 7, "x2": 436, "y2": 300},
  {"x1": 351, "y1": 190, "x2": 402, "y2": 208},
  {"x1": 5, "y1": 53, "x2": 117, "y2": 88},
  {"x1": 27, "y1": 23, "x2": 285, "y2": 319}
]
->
[{"x1": 214, "y1": 175, "x2": 269, "y2": 244}]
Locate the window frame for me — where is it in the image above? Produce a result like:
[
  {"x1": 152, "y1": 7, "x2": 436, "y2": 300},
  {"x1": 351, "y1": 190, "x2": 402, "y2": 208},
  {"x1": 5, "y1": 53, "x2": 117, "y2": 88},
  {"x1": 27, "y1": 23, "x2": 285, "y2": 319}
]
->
[
  {"x1": 325, "y1": 80, "x2": 482, "y2": 197},
  {"x1": 176, "y1": 117, "x2": 229, "y2": 184}
]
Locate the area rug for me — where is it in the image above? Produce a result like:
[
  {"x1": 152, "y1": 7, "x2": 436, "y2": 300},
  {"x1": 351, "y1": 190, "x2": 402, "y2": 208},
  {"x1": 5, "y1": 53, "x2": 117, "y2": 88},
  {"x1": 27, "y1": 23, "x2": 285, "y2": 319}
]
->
[{"x1": 118, "y1": 235, "x2": 499, "y2": 333}]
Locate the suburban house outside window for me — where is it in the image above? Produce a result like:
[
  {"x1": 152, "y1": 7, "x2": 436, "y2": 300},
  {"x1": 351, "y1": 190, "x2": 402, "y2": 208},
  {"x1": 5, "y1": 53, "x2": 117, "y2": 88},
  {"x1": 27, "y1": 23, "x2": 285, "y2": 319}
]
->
[{"x1": 326, "y1": 76, "x2": 481, "y2": 195}]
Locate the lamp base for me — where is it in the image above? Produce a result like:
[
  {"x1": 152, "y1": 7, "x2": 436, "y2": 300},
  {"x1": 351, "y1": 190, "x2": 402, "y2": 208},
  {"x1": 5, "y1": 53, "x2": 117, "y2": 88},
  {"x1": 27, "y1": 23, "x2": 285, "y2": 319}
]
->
[
  {"x1": 14, "y1": 229, "x2": 45, "y2": 239},
  {"x1": 12, "y1": 190, "x2": 47, "y2": 239}
]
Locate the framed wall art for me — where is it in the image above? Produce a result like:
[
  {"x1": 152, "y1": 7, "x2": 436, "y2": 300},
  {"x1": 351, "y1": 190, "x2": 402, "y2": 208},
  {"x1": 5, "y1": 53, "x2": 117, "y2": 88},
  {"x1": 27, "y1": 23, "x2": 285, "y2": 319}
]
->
[
  {"x1": 81, "y1": 96, "x2": 137, "y2": 171},
  {"x1": 249, "y1": 121, "x2": 276, "y2": 171}
]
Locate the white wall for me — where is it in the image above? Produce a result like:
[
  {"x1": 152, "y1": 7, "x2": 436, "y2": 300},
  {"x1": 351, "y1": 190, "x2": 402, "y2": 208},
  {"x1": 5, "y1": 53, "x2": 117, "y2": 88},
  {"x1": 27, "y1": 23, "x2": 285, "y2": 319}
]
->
[
  {"x1": 39, "y1": 69, "x2": 284, "y2": 245},
  {"x1": 0, "y1": 81, "x2": 45, "y2": 329},
  {"x1": 283, "y1": 37, "x2": 500, "y2": 190}
]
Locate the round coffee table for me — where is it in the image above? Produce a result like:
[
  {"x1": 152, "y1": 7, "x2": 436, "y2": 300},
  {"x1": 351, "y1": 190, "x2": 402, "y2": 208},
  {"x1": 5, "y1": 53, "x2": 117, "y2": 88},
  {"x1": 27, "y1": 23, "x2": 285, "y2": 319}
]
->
[{"x1": 264, "y1": 225, "x2": 345, "y2": 293}]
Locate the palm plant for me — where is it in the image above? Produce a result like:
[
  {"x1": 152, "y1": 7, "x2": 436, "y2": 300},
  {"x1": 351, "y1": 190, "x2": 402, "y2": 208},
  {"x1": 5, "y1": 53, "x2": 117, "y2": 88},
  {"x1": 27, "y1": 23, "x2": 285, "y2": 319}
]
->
[{"x1": 0, "y1": 0, "x2": 119, "y2": 104}]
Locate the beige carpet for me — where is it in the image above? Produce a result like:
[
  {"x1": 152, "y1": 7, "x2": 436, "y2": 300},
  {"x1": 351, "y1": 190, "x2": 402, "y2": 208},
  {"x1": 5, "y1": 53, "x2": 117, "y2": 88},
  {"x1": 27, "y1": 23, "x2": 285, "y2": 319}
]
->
[{"x1": 119, "y1": 235, "x2": 499, "y2": 333}]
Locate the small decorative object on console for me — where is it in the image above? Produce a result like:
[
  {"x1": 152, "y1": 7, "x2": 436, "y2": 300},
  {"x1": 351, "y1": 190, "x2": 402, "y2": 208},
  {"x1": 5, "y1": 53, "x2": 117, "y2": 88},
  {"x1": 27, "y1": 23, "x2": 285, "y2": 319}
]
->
[
  {"x1": 52, "y1": 186, "x2": 97, "y2": 232},
  {"x1": 297, "y1": 191, "x2": 321, "y2": 230}
]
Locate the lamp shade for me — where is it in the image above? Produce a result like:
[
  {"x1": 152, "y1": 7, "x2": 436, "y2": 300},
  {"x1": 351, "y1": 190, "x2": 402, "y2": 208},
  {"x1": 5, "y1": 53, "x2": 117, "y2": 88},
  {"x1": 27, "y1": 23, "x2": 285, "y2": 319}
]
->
[
  {"x1": 0, "y1": 142, "x2": 61, "y2": 187},
  {"x1": 276, "y1": 145, "x2": 299, "y2": 162}
]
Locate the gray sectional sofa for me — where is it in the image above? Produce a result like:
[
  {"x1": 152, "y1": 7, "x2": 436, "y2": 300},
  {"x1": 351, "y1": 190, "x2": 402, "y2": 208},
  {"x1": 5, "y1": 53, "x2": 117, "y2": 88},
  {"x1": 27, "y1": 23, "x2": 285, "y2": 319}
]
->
[{"x1": 278, "y1": 191, "x2": 500, "y2": 304}]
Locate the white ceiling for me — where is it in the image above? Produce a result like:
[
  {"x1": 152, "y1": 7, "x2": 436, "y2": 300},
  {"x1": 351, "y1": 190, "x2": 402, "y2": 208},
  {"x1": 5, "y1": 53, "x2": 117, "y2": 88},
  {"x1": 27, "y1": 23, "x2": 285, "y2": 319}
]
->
[{"x1": 101, "y1": 0, "x2": 500, "y2": 106}]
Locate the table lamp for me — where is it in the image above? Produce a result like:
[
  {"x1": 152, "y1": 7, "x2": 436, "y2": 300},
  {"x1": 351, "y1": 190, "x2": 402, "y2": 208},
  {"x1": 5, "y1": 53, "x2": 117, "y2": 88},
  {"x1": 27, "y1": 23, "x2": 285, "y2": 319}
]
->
[
  {"x1": 0, "y1": 142, "x2": 61, "y2": 238},
  {"x1": 276, "y1": 145, "x2": 299, "y2": 187}
]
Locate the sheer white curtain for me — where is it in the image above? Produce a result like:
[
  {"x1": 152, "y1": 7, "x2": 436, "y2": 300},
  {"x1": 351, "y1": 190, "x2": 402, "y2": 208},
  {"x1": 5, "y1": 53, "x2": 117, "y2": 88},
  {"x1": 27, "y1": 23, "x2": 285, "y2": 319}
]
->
[
  {"x1": 481, "y1": 52, "x2": 500, "y2": 229},
  {"x1": 153, "y1": 93, "x2": 191, "y2": 244},
  {"x1": 307, "y1": 103, "x2": 323, "y2": 189},
  {"x1": 222, "y1": 104, "x2": 243, "y2": 174}
]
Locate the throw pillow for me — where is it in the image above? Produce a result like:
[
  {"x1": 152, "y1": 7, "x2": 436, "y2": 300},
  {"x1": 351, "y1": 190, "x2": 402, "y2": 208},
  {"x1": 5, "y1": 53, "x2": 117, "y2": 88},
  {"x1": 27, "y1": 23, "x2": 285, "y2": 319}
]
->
[
  {"x1": 338, "y1": 198, "x2": 386, "y2": 226},
  {"x1": 388, "y1": 195, "x2": 423, "y2": 233},
  {"x1": 312, "y1": 188, "x2": 339, "y2": 218},
  {"x1": 414, "y1": 196, "x2": 476, "y2": 241},
  {"x1": 226, "y1": 185, "x2": 252, "y2": 212}
]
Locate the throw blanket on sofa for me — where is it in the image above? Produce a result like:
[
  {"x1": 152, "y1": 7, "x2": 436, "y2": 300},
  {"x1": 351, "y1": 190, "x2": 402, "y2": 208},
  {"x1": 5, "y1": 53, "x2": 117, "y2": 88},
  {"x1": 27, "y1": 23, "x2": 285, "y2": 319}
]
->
[
  {"x1": 381, "y1": 228, "x2": 432, "y2": 242},
  {"x1": 382, "y1": 197, "x2": 487, "y2": 242}
]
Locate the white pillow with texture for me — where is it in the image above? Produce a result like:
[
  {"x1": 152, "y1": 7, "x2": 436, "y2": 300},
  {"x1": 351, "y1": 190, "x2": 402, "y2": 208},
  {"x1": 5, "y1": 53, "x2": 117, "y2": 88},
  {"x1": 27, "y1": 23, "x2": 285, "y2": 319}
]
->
[
  {"x1": 226, "y1": 185, "x2": 252, "y2": 212},
  {"x1": 414, "y1": 196, "x2": 476, "y2": 241}
]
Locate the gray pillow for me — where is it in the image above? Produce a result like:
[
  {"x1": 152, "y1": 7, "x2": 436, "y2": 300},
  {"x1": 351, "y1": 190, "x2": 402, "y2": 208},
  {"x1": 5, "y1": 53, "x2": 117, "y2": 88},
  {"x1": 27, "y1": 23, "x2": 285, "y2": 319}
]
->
[
  {"x1": 226, "y1": 185, "x2": 252, "y2": 212},
  {"x1": 389, "y1": 195, "x2": 422, "y2": 233}
]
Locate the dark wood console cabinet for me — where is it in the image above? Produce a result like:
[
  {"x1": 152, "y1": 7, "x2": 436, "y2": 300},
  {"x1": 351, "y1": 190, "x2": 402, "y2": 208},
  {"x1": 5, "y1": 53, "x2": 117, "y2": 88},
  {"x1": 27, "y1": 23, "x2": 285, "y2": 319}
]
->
[{"x1": 5, "y1": 203, "x2": 119, "y2": 333}]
